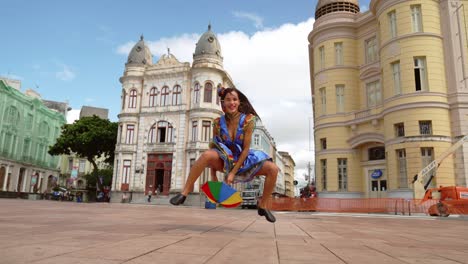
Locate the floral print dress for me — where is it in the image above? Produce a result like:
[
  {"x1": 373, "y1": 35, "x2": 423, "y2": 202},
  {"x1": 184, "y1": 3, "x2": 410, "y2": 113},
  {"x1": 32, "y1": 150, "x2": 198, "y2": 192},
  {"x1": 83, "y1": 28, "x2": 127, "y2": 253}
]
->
[{"x1": 209, "y1": 113, "x2": 272, "y2": 183}]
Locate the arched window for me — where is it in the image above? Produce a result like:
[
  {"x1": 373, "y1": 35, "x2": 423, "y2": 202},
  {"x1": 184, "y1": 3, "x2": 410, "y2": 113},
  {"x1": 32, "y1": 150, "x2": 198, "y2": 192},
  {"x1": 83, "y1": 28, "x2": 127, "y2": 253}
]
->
[
  {"x1": 172, "y1": 85, "x2": 182, "y2": 105},
  {"x1": 149, "y1": 87, "x2": 157, "y2": 107},
  {"x1": 194, "y1": 83, "x2": 200, "y2": 103},
  {"x1": 149, "y1": 121, "x2": 174, "y2": 143},
  {"x1": 128, "y1": 89, "x2": 137, "y2": 108},
  {"x1": 160, "y1": 86, "x2": 170, "y2": 106},
  {"x1": 204, "y1": 82, "x2": 213, "y2": 103},
  {"x1": 3, "y1": 106, "x2": 19, "y2": 125}
]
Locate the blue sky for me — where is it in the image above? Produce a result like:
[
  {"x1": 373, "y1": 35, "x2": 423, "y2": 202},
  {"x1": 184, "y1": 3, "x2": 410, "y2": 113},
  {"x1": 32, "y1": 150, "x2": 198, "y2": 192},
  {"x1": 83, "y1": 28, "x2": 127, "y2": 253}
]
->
[{"x1": 1, "y1": 0, "x2": 371, "y2": 185}]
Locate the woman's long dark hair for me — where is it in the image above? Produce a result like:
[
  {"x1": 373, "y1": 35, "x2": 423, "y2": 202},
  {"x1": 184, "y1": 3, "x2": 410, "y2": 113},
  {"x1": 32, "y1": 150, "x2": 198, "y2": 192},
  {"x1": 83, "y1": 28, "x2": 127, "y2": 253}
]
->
[{"x1": 218, "y1": 87, "x2": 260, "y2": 118}]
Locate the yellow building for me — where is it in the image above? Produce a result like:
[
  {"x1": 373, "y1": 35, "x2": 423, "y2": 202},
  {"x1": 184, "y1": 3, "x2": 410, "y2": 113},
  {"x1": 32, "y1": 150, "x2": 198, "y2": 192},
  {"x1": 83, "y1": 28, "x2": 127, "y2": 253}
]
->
[{"x1": 308, "y1": 0, "x2": 468, "y2": 199}]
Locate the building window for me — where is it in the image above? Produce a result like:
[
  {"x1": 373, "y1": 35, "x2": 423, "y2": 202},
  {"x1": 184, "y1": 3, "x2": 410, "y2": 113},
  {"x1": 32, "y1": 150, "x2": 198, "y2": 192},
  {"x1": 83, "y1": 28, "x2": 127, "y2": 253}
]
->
[
  {"x1": 149, "y1": 87, "x2": 157, "y2": 107},
  {"x1": 365, "y1": 37, "x2": 377, "y2": 63},
  {"x1": 253, "y1": 134, "x2": 260, "y2": 146},
  {"x1": 191, "y1": 121, "x2": 198, "y2": 141},
  {"x1": 421, "y1": 147, "x2": 435, "y2": 187},
  {"x1": 172, "y1": 85, "x2": 181, "y2": 105},
  {"x1": 411, "y1": 5, "x2": 422, "y2": 32},
  {"x1": 160, "y1": 86, "x2": 170, "y2": 106},
  {"x1": 68, "y1": 158, "x2": 73, "y2": 172},
  {"x1": 419, "y1": 120, "x2": 432, "y2": 135},
  {"x1": 128, "y1": 89, "x2": 137, "y2": 108},
  {"x1": 336, "y1": 85, "x2": 344, "y2": 113},
  {"x1": 319, "y1": 87, "x2": 326, "y2": 115},
  {"x1": 22, "y1": 139, "x2": 30, "y2": 157},
  {"x1": 338, "y1": 158, "x2": 347, "y2": 191},
  {"x1": 392, "y1": 61, "x2": 401, "y2": 95},
  {"x1": 366, "y1": 81, "x2": 381, "y2": 107},
  {"x1": 388, "y1": 10, "x2": 397, "y2": 38},
  {"x1": 320, "y1": 138, "x2": 327, "y2": 150},
  {"x1": 26, "y1": 114, "x2": 33, "y2": 130},
  {"x1": 396, "y1": 149, "x2": 407, "y2": 188},
  {"x1": 157, "y1": 121, "x2": 167, "y2": 143},
  {"x1": 123, "y1": 160, "x2": 131, "y2": 184},
  {"x1": 126, "y1": 125, "x2": 134, "y2": 144},
  {"x1": 414, "y1": 57, "x2": 427, "y2": 91},
  {"x1": 369, "y1": 147, "x2": 385, "y2": 160},
  {"x1": 194, "y1": 83, "x2": 200, "y2": 104},
  {"x1": 335, "y1": 42, "x2": 343, "y2": 66},
  {"x1": 202, "y1": 121, "x2": 211, "y2": 142},
  {"x1": 319, "y1": 46, "x2": 325, "y2": 70},
  {"x1": 321, "y1": 159, "x2": 327, "y2": 191},
  {"x1": 394, "y1": 122, "x2": 405, "y2": 137},
  {"x1": 79, "y1": 159, "x2": 86, "y2": 173},
  {"x1": 204, "y1": 83, "x2": 213, "y2": 103},
  {"x1": 39, "y1": 122, "x2": 49, "y2": 137}
]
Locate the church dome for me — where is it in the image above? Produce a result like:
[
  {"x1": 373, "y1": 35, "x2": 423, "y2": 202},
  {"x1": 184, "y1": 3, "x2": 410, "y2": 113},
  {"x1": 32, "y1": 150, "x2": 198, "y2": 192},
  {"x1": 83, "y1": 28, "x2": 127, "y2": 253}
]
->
[
  {"x1": 194, "y1": 24, "x2": 222, "y2": 58},
  {"x1": 315, "y1": 0, "x2": 360, "y2": 19},
  {"x1": 126, "y1": 35, "x2": 153, "y2": 65}
]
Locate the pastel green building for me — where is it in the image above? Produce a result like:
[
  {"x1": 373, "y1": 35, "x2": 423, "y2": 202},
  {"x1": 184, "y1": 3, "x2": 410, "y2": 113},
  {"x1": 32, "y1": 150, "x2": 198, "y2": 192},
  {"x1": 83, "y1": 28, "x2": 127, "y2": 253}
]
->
[
  {"x1": 0, "y1": 79, "x2": 67, "y2": 193},
  {"x1": 309, "y1": 0, "x2": 468, "y2": 199}
]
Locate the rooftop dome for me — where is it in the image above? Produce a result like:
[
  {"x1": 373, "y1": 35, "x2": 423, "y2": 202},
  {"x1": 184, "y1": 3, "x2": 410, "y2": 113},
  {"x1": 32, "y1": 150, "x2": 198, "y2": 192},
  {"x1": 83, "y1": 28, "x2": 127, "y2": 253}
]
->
[
  {"x1": 126, "y1": 35, "x2": 153, "y2": 66},
  {"x1": 315, "y1": 0, "x2": 360, "y2": 19},
  {"x1": 194, "y1": 24, "x2": 222, "y2": 58}
]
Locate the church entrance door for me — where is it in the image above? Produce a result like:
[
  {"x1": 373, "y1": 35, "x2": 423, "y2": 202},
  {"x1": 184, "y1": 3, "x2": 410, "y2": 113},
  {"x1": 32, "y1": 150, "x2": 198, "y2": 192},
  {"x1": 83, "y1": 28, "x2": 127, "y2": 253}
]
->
[{"x1": 146, "y1": 154, "x2": 172, "y2": 195}]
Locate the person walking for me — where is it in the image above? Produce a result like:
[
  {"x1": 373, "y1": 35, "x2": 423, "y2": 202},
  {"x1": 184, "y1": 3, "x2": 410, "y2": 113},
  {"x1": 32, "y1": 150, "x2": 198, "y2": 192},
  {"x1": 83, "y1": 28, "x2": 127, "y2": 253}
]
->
[
  {"x1": 147, "y1": 189, "x2": 152, "y2": 203},
  {"x1": 170, "y1": 87, "x2": 278, "y2": 223}
]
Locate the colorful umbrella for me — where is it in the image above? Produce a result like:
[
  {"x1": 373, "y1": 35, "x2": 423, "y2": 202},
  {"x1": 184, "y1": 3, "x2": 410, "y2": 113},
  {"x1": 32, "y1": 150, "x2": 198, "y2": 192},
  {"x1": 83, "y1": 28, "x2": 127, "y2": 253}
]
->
[{"x1": 201, "y1": 181, "x2": 242, "y2": 208}]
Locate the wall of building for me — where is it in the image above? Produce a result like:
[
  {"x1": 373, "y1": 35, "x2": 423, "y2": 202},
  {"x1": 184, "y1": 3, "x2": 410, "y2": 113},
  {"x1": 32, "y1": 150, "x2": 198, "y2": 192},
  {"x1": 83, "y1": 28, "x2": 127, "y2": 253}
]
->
[
  {"x1": 310, "y1": 0, "x2": 467, "y2": 199},
  {"x1": 0, "y1": 80, "x2": 66, "y2": 193}
]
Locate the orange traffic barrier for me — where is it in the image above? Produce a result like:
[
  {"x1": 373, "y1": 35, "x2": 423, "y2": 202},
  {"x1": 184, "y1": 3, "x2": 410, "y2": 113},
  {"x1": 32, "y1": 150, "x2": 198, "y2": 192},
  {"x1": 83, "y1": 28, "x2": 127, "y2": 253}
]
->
[{"x1": 260, "y1": 197, "x2": 459, "y2": 215}]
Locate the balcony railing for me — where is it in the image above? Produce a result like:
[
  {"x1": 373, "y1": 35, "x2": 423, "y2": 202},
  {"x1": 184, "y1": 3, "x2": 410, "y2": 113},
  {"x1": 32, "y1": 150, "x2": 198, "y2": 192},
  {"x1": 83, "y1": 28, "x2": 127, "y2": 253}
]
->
[{"x1": 354, "y1": 109, "x2": 371, "y2": 119}]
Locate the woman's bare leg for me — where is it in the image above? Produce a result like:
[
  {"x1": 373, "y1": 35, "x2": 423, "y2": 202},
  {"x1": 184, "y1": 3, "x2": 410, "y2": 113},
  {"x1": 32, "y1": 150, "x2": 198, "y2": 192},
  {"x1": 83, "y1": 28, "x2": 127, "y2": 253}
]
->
[
  {"x1": 254, "y1": 161, "x2": 278, "y2": 209},
  {"x1": 181, "y1": 150, "x2": 223, "y2": 196},
  {"x1": 210, "y1": 168, "x2": 219, "y2": 182}
]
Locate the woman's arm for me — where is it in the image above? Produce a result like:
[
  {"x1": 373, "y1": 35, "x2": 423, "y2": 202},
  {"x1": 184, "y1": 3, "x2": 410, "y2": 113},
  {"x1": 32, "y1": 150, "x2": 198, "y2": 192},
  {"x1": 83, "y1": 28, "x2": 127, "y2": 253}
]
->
[{"x1": 226, "y1": 116, "x2": 255, "y2": 183}]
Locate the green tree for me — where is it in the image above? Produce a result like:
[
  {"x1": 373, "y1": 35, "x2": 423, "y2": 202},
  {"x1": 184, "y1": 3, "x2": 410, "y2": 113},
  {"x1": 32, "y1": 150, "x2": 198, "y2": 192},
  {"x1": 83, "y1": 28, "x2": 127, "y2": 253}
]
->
[
  {"x1": 48, "y1": 115, "x2": 118, "y2": 190},
  {"x1": 85, "y1": 168, "x2": 113, "y2": 189}
]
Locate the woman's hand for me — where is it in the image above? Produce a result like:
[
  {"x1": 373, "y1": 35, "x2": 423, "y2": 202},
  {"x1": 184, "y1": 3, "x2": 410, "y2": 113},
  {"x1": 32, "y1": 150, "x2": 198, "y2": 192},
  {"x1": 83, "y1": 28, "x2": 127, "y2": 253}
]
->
[{"x1": 225, "y1": 172, "x2": 235, "y2": 185}]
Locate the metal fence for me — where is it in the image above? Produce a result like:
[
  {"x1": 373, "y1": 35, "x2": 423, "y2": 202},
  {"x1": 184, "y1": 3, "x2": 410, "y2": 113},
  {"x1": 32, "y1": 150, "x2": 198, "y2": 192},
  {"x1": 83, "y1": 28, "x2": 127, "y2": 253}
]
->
[{"x1": 266, "y1": 197, "x2": 441, "y2": 215}]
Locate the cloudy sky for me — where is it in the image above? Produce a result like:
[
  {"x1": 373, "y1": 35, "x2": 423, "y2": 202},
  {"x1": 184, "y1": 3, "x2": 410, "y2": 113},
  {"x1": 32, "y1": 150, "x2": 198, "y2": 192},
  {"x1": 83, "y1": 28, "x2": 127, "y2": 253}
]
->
[{"x1": 1, "y1": 0, "x2": 371, "y2": 188}]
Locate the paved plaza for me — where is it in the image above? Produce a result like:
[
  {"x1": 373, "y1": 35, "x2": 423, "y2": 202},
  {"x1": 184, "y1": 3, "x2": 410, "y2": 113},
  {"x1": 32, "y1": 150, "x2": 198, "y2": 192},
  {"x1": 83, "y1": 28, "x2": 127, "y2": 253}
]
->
[{"x1": 0, "y1": 199, "x2": 467, "y2": 264}]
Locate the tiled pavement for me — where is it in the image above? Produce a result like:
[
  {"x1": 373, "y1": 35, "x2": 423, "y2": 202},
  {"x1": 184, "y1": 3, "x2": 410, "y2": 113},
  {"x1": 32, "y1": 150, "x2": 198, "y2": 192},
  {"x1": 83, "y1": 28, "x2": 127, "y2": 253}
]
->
[{"x1": 0, "y1": 199, "x2": 467, "y2": 264}]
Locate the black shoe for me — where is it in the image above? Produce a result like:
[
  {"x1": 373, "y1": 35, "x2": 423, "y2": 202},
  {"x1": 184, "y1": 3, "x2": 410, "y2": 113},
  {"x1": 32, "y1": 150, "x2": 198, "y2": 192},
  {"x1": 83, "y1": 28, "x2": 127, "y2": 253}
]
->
[
  {"x1": 258, "y1": 208, "x2": 276, "y2": 223},
  {"x1": 170, "y1": 193, "x2": 186, "y2": 206}
]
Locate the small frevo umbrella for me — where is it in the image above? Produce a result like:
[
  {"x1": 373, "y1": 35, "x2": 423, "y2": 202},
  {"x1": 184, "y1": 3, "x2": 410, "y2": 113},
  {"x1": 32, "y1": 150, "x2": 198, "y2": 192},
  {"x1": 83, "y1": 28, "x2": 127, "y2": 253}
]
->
[{"x1": 201, "y1": 181, "x2": 242, "y2": 208}]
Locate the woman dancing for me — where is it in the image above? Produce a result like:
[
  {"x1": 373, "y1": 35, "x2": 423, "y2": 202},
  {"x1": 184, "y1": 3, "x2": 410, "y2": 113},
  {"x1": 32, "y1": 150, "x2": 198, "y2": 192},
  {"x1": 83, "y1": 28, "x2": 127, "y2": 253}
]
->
[{"x1": 170, "y1": 87, "x2": 278, "y2": 223}]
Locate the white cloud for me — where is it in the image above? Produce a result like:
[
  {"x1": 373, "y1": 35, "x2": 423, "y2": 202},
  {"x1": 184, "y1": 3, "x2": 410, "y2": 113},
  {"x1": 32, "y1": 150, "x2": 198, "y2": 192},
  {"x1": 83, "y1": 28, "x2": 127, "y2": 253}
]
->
[
  {"x1": 116, "y1": 17, "x2": 316, "y2": 179},
  {"x1": 85, "y1": 97, "x2": 95, "y2": 103},
  {"x1": 56, "y1": 64, "x2": 76, "y2": 81},
  {"x1": 66, "y1": 109, "x2": 80, "y2": 124},
  {"x1": 361, "y1": 4, "x2": 369, "y2": 12},
  {"x1": 233, "y1": 11, "x2": 264, "y2": 29}
]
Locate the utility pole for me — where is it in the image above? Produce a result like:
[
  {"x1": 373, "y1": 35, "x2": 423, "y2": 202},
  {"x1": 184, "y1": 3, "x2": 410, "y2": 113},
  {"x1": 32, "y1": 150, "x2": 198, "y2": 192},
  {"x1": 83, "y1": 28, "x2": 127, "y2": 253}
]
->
[{"x1": 307, "y1": 162, "x2": 311, "y2": 186}]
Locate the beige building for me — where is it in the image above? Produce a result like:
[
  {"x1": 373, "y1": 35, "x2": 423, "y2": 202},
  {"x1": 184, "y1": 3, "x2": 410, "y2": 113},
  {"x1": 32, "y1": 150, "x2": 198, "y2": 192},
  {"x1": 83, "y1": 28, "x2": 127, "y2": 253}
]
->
[
  {"x1": 279, "y1": 151, "x2": 295, "y2": 197},
  {"x1": 309, "y1": 0, "x2": 468, "y2": 199}
]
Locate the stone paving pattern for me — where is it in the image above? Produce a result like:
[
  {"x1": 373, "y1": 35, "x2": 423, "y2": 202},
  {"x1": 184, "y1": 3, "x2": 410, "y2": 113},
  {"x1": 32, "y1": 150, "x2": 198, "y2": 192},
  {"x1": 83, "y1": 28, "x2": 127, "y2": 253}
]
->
[{"x1": 1, "y1": 199, "x2": 467, "y2": 264}]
